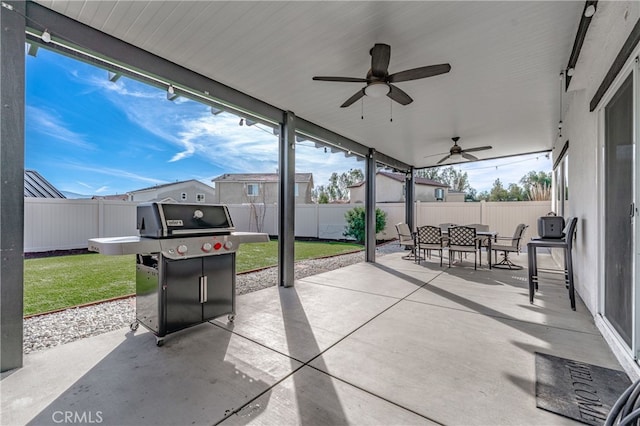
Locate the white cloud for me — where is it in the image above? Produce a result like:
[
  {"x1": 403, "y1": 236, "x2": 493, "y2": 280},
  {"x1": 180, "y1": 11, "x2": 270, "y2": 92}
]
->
[
  {"x1": 95, "y1": 186, "x2": 110, "y2": 194},
  {"x1": 68, "y1": 163, "x2": 167, "y2": 186},
  {"x1": 79, "y1": 76, "x2": 377, "y2": 188},
  {"x1": 26, "y1": 105, "x2": 93, "y2": 149}
]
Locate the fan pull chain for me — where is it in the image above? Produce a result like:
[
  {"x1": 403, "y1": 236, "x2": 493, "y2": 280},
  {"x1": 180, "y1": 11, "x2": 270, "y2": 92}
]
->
[
  {"x1": 390, "y1": 99, "x2": 393, "y2": 122},
  {"x1": 361, "y1": 98, "x2": 364, "y2": 120}
]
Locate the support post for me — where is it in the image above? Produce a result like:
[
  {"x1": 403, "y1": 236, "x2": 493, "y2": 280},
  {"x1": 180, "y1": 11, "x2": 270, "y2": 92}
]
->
[
  {"x1": 405, "y1": 167, "x2": 415, "y2": 232},
  {"x1": 1, "y1": 0, "x2": 25, "y2": 372},
  {"x1": 278, "y1": 112, "x2": 295, "y2": 287},
  {"x1": 365, "y1": 149, "x2": 377, "y2": 262}
]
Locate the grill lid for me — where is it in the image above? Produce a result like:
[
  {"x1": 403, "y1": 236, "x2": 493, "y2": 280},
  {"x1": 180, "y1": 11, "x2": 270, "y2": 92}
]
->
[{"x1": 137, "y1": 202, "x2": 235, "y2": 238}]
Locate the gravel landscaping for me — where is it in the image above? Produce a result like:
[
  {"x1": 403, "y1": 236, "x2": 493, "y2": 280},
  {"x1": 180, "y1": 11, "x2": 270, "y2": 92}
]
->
[{"x1": 23, "y1": 242, "x2": 403, "y2": 354}]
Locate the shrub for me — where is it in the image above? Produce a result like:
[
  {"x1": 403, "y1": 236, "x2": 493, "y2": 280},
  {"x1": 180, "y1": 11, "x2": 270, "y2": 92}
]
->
[{"x1": 343, "y1": 206, "x2": 387, "y2": 243}]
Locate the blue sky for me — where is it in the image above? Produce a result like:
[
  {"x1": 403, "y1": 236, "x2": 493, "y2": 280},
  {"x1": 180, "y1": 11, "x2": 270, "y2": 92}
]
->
[{"x1": 26, "y1": 48, "x2": 551, "y2": 197}]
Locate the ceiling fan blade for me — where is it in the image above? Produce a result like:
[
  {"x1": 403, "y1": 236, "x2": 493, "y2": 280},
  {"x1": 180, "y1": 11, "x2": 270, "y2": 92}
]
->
[
  {"x1": 387, "y1": 84, "x2": 413, "y2": 105},
  {"x1": 437, "y1": 154, "x2": 452, "y2": 165},
  {"x1": 388, "y1": 63, "x2": 452, "y2": 83},
  {"x1": 340, "y1": 89, "x2": 366, "y2": 108},
  {"x1": 370, "y1": 44, "x2": 391, "y2": 77},
  {"x1": 463, "y1": 145, "x2": 492, "y2": 153},
  {"x1": 313, "y1": 76, "x2": 368, "y2": 83},
  {"x1": 461, "y1": 152, "x2": 479, "y2": 161},
  {"x1": 424, "y1": 151, "x2": 449, "y2": 158}
]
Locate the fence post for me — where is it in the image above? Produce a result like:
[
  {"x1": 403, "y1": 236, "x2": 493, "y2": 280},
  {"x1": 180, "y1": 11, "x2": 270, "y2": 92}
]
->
[
  {"x1": 98, "y1": 199, "x2": 105, "y2": 237},
  {"x1": 480, "y1": 200, "x2": 487, "y2": 224},
  {"x1": 316, "y1": 203, "x2": 320, "y2": 238}
]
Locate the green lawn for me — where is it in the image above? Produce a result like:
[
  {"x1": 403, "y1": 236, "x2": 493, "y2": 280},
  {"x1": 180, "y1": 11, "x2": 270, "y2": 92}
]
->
[{"x1": 24, "y1": 240, "x2": 362, "y2": 316}]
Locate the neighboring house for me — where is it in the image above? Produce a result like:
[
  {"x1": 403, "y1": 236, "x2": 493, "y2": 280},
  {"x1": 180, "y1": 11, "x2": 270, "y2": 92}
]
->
[
  {"x1": 212, "y1": 173, "x2": 313, "y2": 204},
  {"x1": 127, "y1": 180, "x2": 215, "y2": 203},
  {"x1": 348, "y1": 171, "x2": 450, "y2": 203},
  {"x1": 24, "y1": 170, "x2": 65, "y2": 198}
]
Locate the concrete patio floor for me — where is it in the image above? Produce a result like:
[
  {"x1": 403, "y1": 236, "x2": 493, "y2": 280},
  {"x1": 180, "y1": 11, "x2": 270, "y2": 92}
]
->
[{"x1": 1, "y1": 251, "x2": 624, "y2": 425}]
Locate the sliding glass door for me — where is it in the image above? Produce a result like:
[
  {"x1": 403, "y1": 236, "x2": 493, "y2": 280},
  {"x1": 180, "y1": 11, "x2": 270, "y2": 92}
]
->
[{"x1": 603, "y1": 72, "x2": 634, "y2": 348}]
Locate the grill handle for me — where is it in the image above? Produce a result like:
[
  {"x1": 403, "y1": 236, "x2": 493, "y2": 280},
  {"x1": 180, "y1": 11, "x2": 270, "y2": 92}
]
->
[{"x1": 199, "y1": 276, "x2": 208, "y2": 303}]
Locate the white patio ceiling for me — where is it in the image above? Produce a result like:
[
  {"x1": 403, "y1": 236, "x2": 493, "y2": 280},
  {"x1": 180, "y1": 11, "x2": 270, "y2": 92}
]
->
[{"x1": 34, "y1": 1, "x2": 584, "y2": 168}]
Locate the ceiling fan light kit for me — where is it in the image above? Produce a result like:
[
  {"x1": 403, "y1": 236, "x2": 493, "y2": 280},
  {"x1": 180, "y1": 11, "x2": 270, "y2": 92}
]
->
[
  {"x1": 364, "y1": 82, "x2": 390, "y2": 98},
  {"x1": 313, "y1": 43, "x2": 451, "y2": 108}
]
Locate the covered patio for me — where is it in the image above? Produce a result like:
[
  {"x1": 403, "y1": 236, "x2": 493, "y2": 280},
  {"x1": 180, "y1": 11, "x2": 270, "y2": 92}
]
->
[
  {"x1": 2, "y1": 1, "x2": 640, "y2": 423},
  {"x1": 2, "y1": 252, "x2": 621, "y2": 425}
]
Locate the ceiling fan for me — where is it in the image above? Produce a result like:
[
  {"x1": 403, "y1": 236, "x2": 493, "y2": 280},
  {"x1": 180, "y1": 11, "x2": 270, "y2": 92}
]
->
[
  {"x1": 434, "y1": 137, "x2": 492, "y2": 164},
  {"x1": 312, "y1": 43, "x2": 451, "y2": 108}
]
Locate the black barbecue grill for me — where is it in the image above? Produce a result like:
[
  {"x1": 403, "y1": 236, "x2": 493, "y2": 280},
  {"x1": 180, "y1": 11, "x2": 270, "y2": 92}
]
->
[{"x1": 89, "y1": 202, "x2": 269, "y2": 346}]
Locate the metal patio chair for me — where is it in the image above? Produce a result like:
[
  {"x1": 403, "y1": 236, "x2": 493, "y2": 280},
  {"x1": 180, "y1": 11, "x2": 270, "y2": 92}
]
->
[
  {"x1": 491, "y1": 223, "x2": 528, "y2": 270},
  {"x1": 416, "y1": 225, "x2": 445, "y2": 266},
  {"x1": 447, "y1": 226, "x2": 479, "y2": 270},
  {"x1": 395, "y1": 222, "x2": 417, "y2": 260}
]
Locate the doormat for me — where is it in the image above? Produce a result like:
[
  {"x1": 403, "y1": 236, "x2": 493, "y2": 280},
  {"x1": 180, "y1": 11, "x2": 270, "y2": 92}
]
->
[{"x1": 535, "y1": 352, "x2": 631, "y2": 425}]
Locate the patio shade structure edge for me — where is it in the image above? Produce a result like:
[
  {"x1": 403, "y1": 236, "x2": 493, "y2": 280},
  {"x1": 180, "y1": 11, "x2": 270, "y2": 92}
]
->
[{"x1": 0, "y1": 0, "x2": 413, "y2": 371}]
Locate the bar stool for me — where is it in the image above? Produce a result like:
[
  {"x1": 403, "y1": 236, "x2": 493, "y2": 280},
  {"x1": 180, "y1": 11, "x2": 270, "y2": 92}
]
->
[{"x1": 527, "y1": 217, "x2": 578, "y2": 310}]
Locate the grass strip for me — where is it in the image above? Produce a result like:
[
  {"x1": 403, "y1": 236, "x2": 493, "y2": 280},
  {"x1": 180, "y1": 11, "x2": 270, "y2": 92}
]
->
[{"x1": 24, "y1": 240, "x2": 362, "y2": 316}]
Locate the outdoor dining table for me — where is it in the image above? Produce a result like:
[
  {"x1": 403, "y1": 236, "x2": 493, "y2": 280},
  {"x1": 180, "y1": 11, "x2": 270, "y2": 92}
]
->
[{"x1": 441, "y1": 230, "x2": 498, "y2": 269}]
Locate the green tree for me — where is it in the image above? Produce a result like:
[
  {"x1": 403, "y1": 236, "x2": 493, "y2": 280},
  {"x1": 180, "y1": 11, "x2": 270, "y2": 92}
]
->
[
  {"x1": 343, "y1": 206, "x2": 387, "y2": 243},
  {"x1": 507, "y1": 183, "x2": 525, "y2": 201},
  {"x1": 317, "y1": 189, "x2": 329, "y2": 204},
  {"x1": 313, "y1": 168, "x2": 364, "y2": 203},
  {"x1": 520, "y1": 170, "x2": 552, "y2": 201},
  {"x1": 487, "y1": 178, "x2": 510, "y2": 201}
]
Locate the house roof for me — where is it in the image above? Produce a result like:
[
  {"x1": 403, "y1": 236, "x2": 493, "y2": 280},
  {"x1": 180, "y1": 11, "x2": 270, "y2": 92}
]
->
[
  {"x1": 348, "y1": 171, "x2": 448, "y2": 188},
  {"x1": 128, "y1": 179, "x2": 214, "y2": 194},
  {"x1": 212, "y1": 173, "x2": 313, "y2": 183},
  {"x1": 24, "y1": 170, "x2": 65, "y2": 198}
]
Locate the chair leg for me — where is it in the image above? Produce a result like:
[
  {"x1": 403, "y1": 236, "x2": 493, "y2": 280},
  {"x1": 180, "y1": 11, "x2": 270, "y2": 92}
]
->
[
  {"x1": 565, "y1": 247, "x2": 576, "y2": 311},
  {"x1": 493, "y1": 251, "x2": 523, "y2": 270}
]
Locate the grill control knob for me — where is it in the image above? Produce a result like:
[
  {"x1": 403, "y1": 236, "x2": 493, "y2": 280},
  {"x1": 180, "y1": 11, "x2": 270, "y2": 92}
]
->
[
  {"x1": 224, "y1": 241, "x2": 233, "y2": 250},
  {"x1": 214, "y1": 242, "x2": 222, "y2": 250},
  {"x1": 202, "y1": 242, "x2": 213, "y2": 252},
  {"x1": 176, "y1": 244, "x2": 188, "y2": 255}
]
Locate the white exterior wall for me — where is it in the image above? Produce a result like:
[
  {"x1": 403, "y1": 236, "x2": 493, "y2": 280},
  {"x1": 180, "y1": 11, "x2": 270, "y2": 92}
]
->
[
  {"x1": 560, "y1": 2, "x2": 639, "y2": 318},
  {"x1": 560, "y1": 1, "x2": 640, "y2": 376}
]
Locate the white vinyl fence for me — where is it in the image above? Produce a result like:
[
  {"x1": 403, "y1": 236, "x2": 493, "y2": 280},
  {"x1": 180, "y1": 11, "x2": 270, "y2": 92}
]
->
[{"x1": 24, "y1": 198, "x2": 551, "y2": 252}]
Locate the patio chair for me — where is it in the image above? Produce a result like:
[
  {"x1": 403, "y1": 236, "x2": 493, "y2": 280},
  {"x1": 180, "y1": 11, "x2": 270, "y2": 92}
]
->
[
  {"x1": 395, "y1": 222, "x2": 417, "y2": 260},
  {"x1": 466, "y1": 223, "x2": 491, "y2": 248},
  {"x1": 491, "y1": 223, "x2": 528, "y2": 270},
  {"x1": 447, "y1": 226, "x2": 479, "y2": 270},
  {"x1": 527, "y1": 217, "x2": 578, "y2": 310},
  {"x1": 416, "y1": 225, "x2": 445, "y2": 266}
]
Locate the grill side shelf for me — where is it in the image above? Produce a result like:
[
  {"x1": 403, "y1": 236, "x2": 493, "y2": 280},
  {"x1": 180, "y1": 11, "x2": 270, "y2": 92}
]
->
[{"x1": 88, "y1": 237, "x2": 161, "y2": 255}]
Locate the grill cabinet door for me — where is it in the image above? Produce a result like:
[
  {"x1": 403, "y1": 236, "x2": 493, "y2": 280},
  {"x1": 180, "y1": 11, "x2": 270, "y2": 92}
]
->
[
  {"x1": 164, "y1": 258, "x2": 203, "y2": 333},
  {"x1": 202, "y1": 254, "x2": 235, "y2": 321}
]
